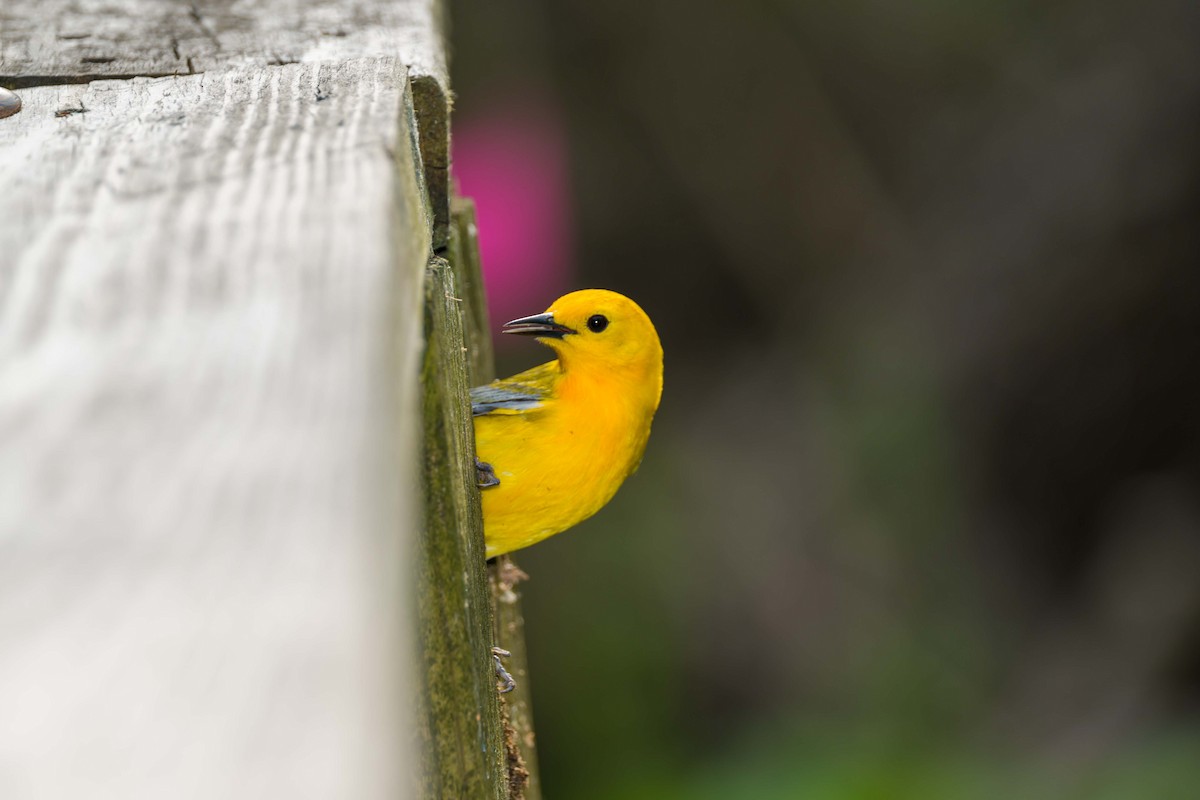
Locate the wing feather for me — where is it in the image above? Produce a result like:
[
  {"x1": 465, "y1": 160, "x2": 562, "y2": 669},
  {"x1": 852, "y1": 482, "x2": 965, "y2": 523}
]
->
[{"x1": 470, "y1": 361, "x2": 559, "y2": 416}]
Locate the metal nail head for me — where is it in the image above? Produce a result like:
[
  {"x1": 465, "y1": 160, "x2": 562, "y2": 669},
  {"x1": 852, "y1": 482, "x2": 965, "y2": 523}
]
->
[{"x1": 0, "y1": 87, "x2": 21, "y2": 119}]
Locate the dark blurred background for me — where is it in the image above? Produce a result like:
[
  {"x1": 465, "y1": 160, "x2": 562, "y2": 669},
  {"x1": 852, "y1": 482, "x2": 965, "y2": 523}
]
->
[{"x1": 448, "y1": 1, "x2": 1200, "y2": 797}]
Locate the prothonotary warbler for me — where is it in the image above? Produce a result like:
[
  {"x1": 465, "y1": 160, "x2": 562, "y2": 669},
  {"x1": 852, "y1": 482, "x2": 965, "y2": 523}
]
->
[{"x1": 471, "y1": 289, "x2": 664, "y2": 558}]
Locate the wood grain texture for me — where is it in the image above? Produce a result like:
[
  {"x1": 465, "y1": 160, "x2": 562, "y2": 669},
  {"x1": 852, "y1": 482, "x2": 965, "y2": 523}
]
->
[
  {"x1": 0, "y1": 0, "x2": 452, "y2": 247},
  {"x1": 0, "y1": 59, "x2": 426, "y2": 799},
  {"x1": 0, "y1": 0, "x2": 446, "y2": 84},
  {"x1": 447, "y1": 197, "x2": 540, "y2": 799},
  {"x1": 449, "y1": 197, "x2": 495, "y2": 387},
  {"x1": 418, "y1": 258, "x2": 508, "y2": 800},
  {"x1": 491, "y1": 558, "x2": 541, "y2": 800}
]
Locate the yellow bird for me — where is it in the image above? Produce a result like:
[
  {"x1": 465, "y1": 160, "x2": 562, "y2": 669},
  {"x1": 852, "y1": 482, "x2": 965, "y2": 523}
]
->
[{"x1": 471, "y1": 289, "x2": 664, "y2": 558}]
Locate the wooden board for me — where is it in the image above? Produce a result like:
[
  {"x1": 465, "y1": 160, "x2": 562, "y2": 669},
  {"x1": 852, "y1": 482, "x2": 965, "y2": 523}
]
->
[
  {"x1": 0, "y1": 59, "x2": 426, "y2": 799},
  {"x1": 448, "y1": 197, "x2": 541, "y2": 798},
  {"x1": 0, "y1": 0, "x2": 445, "y2": 83},
  {"x1": 0, "y1": 0, "x2": 452, "y2": 247},
  {"x1": 418, "y1": 259, "x2": 508, "y2": 799}
]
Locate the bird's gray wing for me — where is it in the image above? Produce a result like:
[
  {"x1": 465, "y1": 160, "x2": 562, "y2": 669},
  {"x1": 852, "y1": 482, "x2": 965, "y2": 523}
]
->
[
  {"x1": 469, "y1": 383, "x2": 545, "y2": 416},
  {"x1": 470, "y1": 360, "x2": 558, "y2": 416}
]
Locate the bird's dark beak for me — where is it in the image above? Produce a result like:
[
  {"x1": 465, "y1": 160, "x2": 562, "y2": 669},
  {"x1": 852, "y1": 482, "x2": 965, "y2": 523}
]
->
[{"x1": 501, "y1": 312, "x2": 574, "y2": 339}]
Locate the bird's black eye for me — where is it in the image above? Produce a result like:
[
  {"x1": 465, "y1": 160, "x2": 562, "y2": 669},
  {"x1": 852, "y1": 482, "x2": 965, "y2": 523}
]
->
[{"x1": 587, "y1": 314, "x2": 609, "y2": 333}]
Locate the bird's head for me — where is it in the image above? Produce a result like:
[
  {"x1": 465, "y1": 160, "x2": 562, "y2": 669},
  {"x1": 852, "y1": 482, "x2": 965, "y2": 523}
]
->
[{"x1": 502, "y1": 289, "x2": 663, "y2": 390}]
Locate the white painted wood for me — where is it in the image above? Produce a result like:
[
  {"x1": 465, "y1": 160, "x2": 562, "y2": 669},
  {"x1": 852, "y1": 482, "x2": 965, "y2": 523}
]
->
[{"x1": 0, "y1": 59, "x2": 426, "y2": 799}]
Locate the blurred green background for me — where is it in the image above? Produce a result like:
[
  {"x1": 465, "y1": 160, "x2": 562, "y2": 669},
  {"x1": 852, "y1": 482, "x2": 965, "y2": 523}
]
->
[{"x1": 448, "y1": 1, "x2": 1200, "y2": 797}]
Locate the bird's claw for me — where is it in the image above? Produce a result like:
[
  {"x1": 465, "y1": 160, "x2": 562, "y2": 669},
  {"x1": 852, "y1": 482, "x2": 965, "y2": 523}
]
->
[
  {"x1": 492, "y1": 646, "x2": 516, "y2": 693},
  {"x1": 475, "y1": 457, "x2": 500, "y2": 489}
]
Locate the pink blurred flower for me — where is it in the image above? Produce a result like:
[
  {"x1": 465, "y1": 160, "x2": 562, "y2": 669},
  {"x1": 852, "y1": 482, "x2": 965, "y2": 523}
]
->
[{"x1": 452, "y1": 92, "x2": 574, "y2": 341}]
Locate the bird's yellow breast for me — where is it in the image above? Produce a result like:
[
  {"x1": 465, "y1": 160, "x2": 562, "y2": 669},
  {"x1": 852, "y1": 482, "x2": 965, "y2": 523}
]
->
[{"x1": 474, "y1": 368, "x2": 655, "y2": 558}]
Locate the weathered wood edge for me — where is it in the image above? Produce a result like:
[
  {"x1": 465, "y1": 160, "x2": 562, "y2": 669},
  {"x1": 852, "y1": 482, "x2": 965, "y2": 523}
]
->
[
  {"x1": 489, "y1": 559, "x2": 539, "y2": 800},
  {"x1": 0, "y1": 0, "x2": 448, "y2": 84},
  {"x1": 448, "y1": 199, "x2": 542, "y2": 800},
  {"x1": 414, "y1": 76, "x2": 451, "y2": 250},
  {"x1": 0, "y1": 0, "x2": 452, "y2": 248},
  {"x1": 418, "y1": 258, "x2": 508, "y2": 800},
  {"x1": 448, "y1": 197, "x2": 495, "y2": 384}
]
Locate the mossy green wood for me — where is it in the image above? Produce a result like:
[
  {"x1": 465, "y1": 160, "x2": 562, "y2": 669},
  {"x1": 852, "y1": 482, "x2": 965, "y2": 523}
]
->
[
  {"x1": 447, "y1": 197, "x2": 494, "y2": 385},
  {"x1": 448, "y1": 197, "x2": 543, "y2": 800},
  {"x1": 490, "y1": 558, "x2": 541, "y2": 800},
  {"x1": 418, "y1": 258, "x2": 507, "y2": 799}
]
